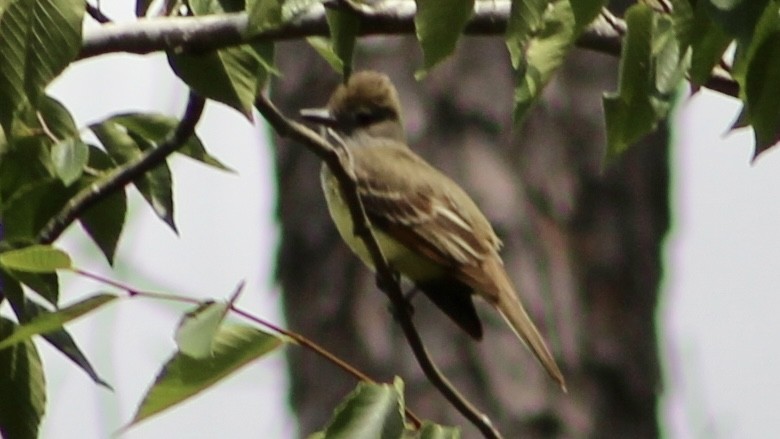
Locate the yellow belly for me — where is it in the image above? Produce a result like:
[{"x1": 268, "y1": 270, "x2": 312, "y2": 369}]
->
[{"x1": 321, "y1": 167, "x2": 444, "y2": 281}]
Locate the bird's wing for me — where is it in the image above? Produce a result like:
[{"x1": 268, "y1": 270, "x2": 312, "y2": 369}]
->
[{"x1": 350, "y1": 143, "x2": 501, "y2": 272}]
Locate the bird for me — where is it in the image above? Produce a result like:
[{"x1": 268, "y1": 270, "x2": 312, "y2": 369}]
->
[{"x1": 300, "y1": 70, "x2": 566, "y2": 391}]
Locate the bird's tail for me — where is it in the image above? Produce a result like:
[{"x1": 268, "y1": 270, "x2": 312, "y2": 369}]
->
[{"x1": 489, "y1": 262, "x2": 567, "y2": 391}]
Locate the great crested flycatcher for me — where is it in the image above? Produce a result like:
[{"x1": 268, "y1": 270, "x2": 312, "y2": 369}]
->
[{"x1": 301, "y1": 71, "x2": 566, "y2": 390}]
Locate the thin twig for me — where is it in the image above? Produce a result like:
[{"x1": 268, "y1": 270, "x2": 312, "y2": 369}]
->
[
  {"x1": 36, "y1": 92, "x2": 206, "y2": 244},
  {"x1": 254, "y1": 93, "x2": 503, "y2": 438},
  {"x1": 228, "y1": 305, "x2": 423, "y2": 429},
  {"x1": 72, "y1": 267, "x2": 422, "y2": 428}
]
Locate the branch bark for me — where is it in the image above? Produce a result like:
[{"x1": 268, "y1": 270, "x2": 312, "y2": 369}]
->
[{"x1": 77, "y1": 2, "x2": 737, "y2": 97}]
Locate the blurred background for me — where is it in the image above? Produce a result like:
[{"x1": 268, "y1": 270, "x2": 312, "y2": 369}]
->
[{"x1": 30, "y1": 2, "x2": 780, "y2": 438}]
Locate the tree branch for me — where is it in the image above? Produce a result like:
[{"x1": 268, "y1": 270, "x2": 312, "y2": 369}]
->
[
  {"x1": 254, "y1": 93, "x2": 503, "y2": 439},
  {"x1": 36, "y1": 92, "x2": 206, "y2": 244},
  {"x1": 77, "y1": 1, "x2": 737, "y2": 98}
]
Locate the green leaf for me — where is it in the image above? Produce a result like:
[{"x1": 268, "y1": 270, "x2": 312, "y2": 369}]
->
[
  {"x1": 1, "y1": 276, "x2": 111, "y2": 388},
  {"x1": 4, "y1": 269, "x2": 59, "y2": 306},
  {"x1": 0, "y1": 0, "x2": 85, "y2": 134},
  {"x1": 307, "y1": 37, "x2": 344, "y2": 73},
  {"x1": 670, "y1": 0, "x2": 695, "y2": 50},
  {"x1": 168, "y1": 46, "x2": 263, "y2": 118},
  {"x1": 316, "y1": 378, "x2": 406, "y2": 439},
  {"x1": 505, "y1": 0, "x2": 550, "y2": 69},
  {"x1": 0, "y1": 245, "x2": 71, "y2": 273},
  {"x1": 325, "y1": 8, "x2": 360, "y2": 77},
  {"x1": 1, "y1": 178, "x2": 77, "y2": 240},
  {"x1": 603, "y1": 3, "x2": 683, "y2": 162},
  {"x1": 0, "y1": 293, "x2": 117, "y2": 350},
  {"x1": 124, "y1": 325, "x2": 282, "y2": 429},
  {"x1": 511, "y1": 0, "x2": 605, "y2": 124},
  {"x1": 0, "y1": 317, "x2": 46, "y2": 439},
  {"x1": 654, "y1": 15, "x2": 691, "y2": 97},
  {"x1": 106, "y1": 113, "x2": 232, "y2": 171},
  {"x1": 0, "y1": 139, "x2": 54, "y2": 208},
  {"x1": 77, "y1": 154, "x2": 128, "y2": 265},
  {"x1": 744, "y1": 30, "x2": 780, "y2": 157},
  {"x1": 417, "y1": 422, "x2": 461, "y2": 439},
  {"x1": 174, "y1": 301, "x2": 230, "y2": 358},
  {"x1": 248, "y1": 0, "x2": 283, "y2": 32},
  {"x1": 90, "y1": 120, "x2": 177, "y2": 232},
  {"x1": 51, "y1": 137, "x2": 89, "y2": 186},
  {"x1": 414, "y1": 0, "x2": 474, "y2": 77},
  {"x1": 168, "y1": 0, "x2": 274, "y2": 118},
  {"x1": 703, "y1": 0, "x2": 770, "y2": 40},
  {"x1": 688, "y1": 1, "x2": 732, "y2": 85},
  {"x1": 36, "y1": 95, "x2": 80, "y2": 140},
  {"x1": 721, "y1": 1, "x2": 780, "y2": 156}
]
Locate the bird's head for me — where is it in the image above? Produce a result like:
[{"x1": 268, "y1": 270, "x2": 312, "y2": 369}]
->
[{"x1": 301, "y1": 71, "x2": 406, "y2": 143}]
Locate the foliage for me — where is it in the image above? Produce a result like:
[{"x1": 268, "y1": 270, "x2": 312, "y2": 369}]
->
[{"x1": 0, "y1": 0, "x2": 777, "y2": 437}]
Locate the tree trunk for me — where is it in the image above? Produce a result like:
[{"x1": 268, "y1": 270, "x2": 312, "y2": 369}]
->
[{"x1": 272, "y1": 34, "x2": 667, "y2": 438}]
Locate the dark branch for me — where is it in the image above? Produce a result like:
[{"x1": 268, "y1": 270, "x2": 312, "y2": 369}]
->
[
  {"x1": 37, "y1": 92, "x2": 206, "y2": 244},
  {"x1": 254, "y1": 93, "x2": 503, "y2": 439},
  {"x1": 77, "y1": 2, "x2": 737, "y2": 97}
]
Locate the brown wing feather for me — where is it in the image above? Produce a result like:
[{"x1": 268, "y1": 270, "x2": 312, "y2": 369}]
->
[
  {"x1": 347, "y1": 141, "x2": 566, "y2": 388},
  {"x1": 350, "y1": 142, "x2": 499, "y2": 276}
]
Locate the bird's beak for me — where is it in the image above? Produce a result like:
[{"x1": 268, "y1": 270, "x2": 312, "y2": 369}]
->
[{"x1": 300, "y1": 107, "x2": 336, "y2": 126}]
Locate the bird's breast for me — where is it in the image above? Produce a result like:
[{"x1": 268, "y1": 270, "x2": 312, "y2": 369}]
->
[{"x1": 320, "y1": 165, "x2": 444, "y2": 281}]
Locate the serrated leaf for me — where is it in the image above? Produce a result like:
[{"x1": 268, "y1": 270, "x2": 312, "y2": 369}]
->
[
  {"x1": 2, "y1": 276, "x2": 111, "y2": 388},
  {"x1": 703, "y1": 0, "x2": 770, "y2": 40},
  {"x1": 0, "y1": 0, "x2": 84, "y2": 134},
  {"x1": 168, "y1": 46, "x2": 266, "y2": 118},
  {"x1": 51, "y1": 137, "x2": 89, "y2": 186},
  {"x1": 129, "y1": 132, "x2": 176, "y2": 231},
  {"x1": 0, "y1": 317, "x2": 46, "y2": 439},
  {"x1": 281, "y1": 0, "x2": 318, "y2": 22},
  {"x1": 505, "y1": 0, "x2": 550, "y2": 68},
  {"x1": 1, "y1": 178, "x2": 77, "y2": 240},
  {"x1": 325, "y1": 8, "x2": 360, "y2": 77},
  {"x1": 36, "y1": 95, "x2": 80, "y2": 140},
  {"x1": 688, "y1": 0, "x2": 732, "y2": 85},
  {"x1": 654, "y1": 16, "x2": 690, "y2": 96},
  {"x1": 670, "y1": 0, "x2": 695, "y2": 48},
  {"x1": 307, "y1": 37, "x2": 344, "y2": 73},
  {"x1": 0, "y1": 245, "x2": 71, "y2": 273},
  {"x1": 4, "y1": 269, "x2": 59, "y2": 306},
  {"x1": 603, "y1": 3, "x2": 680, "y2": 162},
  {"x1": 0, "y1": 140, "x2": 54, "y2": 209},
  {"x1": 248, "y1": 0, "x2": 283, "y2": 32},
  {"x1": 418, "y1": 422, "x2": 461, "y2": 439},
  {"x1": 71, "y1": 145, "x2": 127, "y2": 265},
  {"x1": 744, "y1": 30, "x2": 780, "y2": 157},
  {"x1": 414, "y1": 0, "x2": 474, "y2": 77},
  {"x1": 316, "y1": 378, "x2": 406, "y2": 439},
  {"x1": 106, "y1": 113, "x2": 232, "y2": 171},
  {"x1": 90, "y1": 121, "x2": 177, "y2": 232},
  {"x1": 512, "y1": 0, "x2": 605, "y2": 124},
  {"x1": 77, "y1": 179, "x2": 127, "y2": 265},
  {"x1": 168, "y1": 0, "x2": 271, "y2": 118},
  {"x1": 0, "y1": 293, "x2": 117, "y2": 350},
  {"x1": 174, "y1": 301, "x2": 230, "y2": 358},
  {"x1": 124, "y1": 325, "x2": 282, "y2": 429}
]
